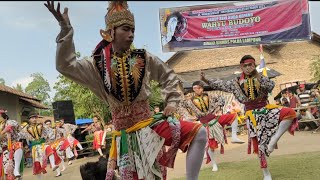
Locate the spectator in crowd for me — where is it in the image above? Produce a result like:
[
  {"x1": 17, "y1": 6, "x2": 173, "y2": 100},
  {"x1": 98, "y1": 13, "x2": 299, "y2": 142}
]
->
[
  {"x1": 288, "y1": 91, "x2": 299, "y2": 108},
  {"x1": 281, "y1": 96, "x2": 290, "y2": 107},
  {"x1": 280, "y1": 91, "x2": 290, "y2": 106},
  {"x1": 297, "y1": 84, "x2": 311, "y2": 107},
  {"x1": 314, "y1": 89, "x2": 320, "y2": 99},
  {"x1": 298, "y1": 108, "x2": 318, "y2": 131},
  {"x1": 310, "y1": 94, "x2": 320, "y2": 118}
]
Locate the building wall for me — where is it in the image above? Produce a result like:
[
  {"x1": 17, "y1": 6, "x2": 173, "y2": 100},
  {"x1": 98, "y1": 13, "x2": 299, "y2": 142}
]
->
[
  {"x1": 266, "y1": 41, "x2": 319, "y2": 95},
  {"x1": 0, "y1": 92, "x2": 36, "y2": 123},
  {"x1": 0, "y1": 92, "x2": 20, "y2": 122},
  {"x1": 169, "y1": 41, "x2": 320, "y2": 102}
]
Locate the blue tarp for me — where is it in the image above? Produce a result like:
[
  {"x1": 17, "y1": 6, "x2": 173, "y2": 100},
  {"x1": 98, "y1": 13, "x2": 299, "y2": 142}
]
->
[{"x1": 75, "y1": 118, "x2": 93, "y2": 125}]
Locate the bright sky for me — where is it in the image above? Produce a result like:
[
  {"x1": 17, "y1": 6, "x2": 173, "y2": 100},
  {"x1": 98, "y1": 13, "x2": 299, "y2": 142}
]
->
[{"x1": 0, "y1": 1, "x2": 319, "y2": 99}]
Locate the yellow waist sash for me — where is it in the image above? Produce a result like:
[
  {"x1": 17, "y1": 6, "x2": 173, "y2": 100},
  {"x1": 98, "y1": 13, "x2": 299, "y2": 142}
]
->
[
  {"x1": 109, "y1": 118, "x2": 153, "y2": 159},
  {"x1": 245, "y1": 104, "x2": 281, "y2": 127}
]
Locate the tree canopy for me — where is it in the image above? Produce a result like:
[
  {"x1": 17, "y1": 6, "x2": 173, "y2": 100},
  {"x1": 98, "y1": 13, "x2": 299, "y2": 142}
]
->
[
  {"x1": 0, "y1": 78, "x2": 5, "y2": 85},
  {"x1": 310, "y1": 55, "x2": 320, "y2": 82},
  {"x1": 25, "y1": 72, "x2": 52, "y2": 116}
]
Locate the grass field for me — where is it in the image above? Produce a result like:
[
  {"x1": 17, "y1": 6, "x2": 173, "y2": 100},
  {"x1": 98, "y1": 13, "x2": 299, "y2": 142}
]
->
[{"x1": 174, "y1": 151, "x2": 320, "y2": 180}]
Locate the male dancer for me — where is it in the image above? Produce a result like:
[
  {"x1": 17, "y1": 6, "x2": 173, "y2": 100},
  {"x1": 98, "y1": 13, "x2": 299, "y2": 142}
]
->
[
  {"x1": 180, "y1": 81, "x2": 243, "y2": 172},
  {"x1": 0, "y1": 109, "x2": 24, "y2": 179},
  {"x1": 59, "y1": 119, "x2": 83, "y2": 158},
  {"x1": 20, "y1": 113, "x2": 62, "y2": 179},
  {"x1": 47, "y1": 119, "x2": 75, "y2": 172},
  {"x1": 45, "y1": 1, "x2": 207, "y2": 179},
  {"x1": 201, "y1": 55, "x2": 298, "y2": 180},
  {"x1": 80, "y1": 115, "x2": 105, "y2": 157}
]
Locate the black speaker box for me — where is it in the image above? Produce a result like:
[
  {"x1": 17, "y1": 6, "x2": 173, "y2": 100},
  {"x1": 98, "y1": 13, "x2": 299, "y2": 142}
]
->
[{"x1": 52, "y1": 100, "x2": 75, "y2": 124}]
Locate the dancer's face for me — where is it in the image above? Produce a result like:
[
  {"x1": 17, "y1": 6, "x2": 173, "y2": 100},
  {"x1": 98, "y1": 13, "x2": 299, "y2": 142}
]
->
[
  {"x1": 56, "y1": 122, "x2": 62, "y2": 128},
  {"x1": 113, "y1": 24, "x2": 134, "y2": 52},
  {"x1": 29, "y1": 117, "x2": 37, "y2": 124},
  {"x1": 93, "y1": 117, "x2": 99, "y2": 123},
  {"x1": 193, "y1": 85, "x2": 204, "y2": 96},
  {"x1": 240, "y1": 62, "x2": 256, "y2": 76},
  {"x1": 45, "y1": 122, "x2": 51, "y2": 127},
  {"x1": 154, "y1": 107, "x2": 160, "y2": 113}
]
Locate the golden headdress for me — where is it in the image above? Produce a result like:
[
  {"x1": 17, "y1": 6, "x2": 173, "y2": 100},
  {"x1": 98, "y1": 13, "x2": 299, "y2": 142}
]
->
[{"x1": 100, "y1": 1, "x2": 135, "y2": 42}]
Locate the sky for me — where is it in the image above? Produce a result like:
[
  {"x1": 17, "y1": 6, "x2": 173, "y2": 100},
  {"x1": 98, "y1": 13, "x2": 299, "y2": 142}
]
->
[{"x1": 0, "y1": 1, "x2": 320, "y2": 100}]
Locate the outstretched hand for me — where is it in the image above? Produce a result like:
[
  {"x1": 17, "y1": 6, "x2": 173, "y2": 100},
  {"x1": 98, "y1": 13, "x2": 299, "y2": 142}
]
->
[
  {"x1": 200, "y1": 70, "x2": 209, "y2": 84},
  {"x1": 44, "y1": 1, "x2": 70, "y2": 25}
]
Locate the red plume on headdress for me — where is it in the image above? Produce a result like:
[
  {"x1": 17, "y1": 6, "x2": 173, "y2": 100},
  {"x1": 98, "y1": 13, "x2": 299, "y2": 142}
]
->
[{"x1": 107, "y1": 1, "x2": 129, "y2": 14}]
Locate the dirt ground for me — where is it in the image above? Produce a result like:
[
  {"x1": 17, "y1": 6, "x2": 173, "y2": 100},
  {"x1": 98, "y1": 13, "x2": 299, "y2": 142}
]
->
[{"x1": 21, "y1": 131, "x2": 320, "y2": 180}]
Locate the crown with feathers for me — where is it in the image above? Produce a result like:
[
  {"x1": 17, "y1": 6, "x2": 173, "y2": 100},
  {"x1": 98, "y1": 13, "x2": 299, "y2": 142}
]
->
[{"x1": 100, "y1": 1, "x2": 135, "y2": 41}]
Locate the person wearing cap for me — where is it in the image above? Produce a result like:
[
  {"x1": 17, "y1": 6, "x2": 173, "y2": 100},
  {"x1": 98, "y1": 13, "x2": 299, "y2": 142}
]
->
[
  {"x1": 201, "y1": 55, "x2": 298, "y2": 180},
  {"x1": 297, "y1": 84, "x2": 311, "y2": 107},
  {"x1": 19, "y1": 113, "x2": 62, "y2": 179},
  {"x1": 58, "y1": 119, "x2": 83, "y2": 158},
  {"x1": 45, "y1": 1, "x2": 207, "y2": 180},
  {"x1": 0, "y1": 109, "x2": 24, "y2": 179},
  {"x1": 179, "y1": 80, "x2": 244, "y2": 172}
]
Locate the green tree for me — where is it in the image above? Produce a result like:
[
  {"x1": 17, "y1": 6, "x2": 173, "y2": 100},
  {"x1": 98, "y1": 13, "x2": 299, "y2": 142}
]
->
[
  {"x1": 13, "y1": 83, "x2": 24, "y2": 92},
  {"x1": 54, "y1": 73, "x2": 111, "y2": 122},
  {"x1": 149, "y1": 80, "x2": 164, "y2": 109},
  {"x1": 25, "y1": 73, "x2": 51, "y2": 103},
  {"x1": 310, "y1": 55, "x2": 320, "y2": 81},
  {"x1": 54, "y1": 53, "x2": 111, "y2": 122},
  {"x1": 0, "y1": 78, "x2": 5, "y2": 85},
  {"x1": 25, "y1": 73, "x2": 52, "y2": 116}
]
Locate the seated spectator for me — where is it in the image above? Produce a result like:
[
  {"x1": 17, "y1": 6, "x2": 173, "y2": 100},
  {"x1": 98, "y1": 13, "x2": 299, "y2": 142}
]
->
[
  {"x1": 298, "y1": 108, "x2": 319, "y2": 131},
  {"x1": 310, "y1": 94, "x2": 320, "y2": 118}
]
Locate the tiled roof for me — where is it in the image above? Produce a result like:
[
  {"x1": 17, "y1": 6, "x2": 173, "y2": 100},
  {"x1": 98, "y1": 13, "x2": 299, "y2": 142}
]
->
[
  {"x1": 0, "y1": 84, "x2": 39, "y2": 100},
  {"x1": 19, "y1": 97, "x2": 48, "y2": 109},
  {"x1": 0, "y1": 84, "x2": 48, "y2": 109}
]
